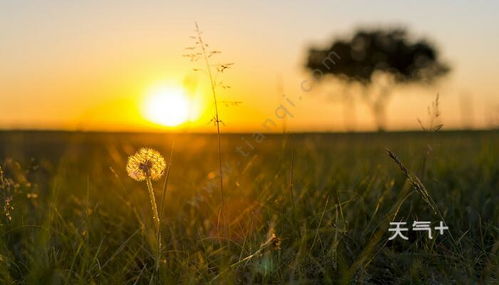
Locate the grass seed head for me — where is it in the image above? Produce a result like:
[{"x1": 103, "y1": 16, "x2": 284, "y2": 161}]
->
[
  {"x1": 269, "y1": 233, "x2": 281, "y2": 251},
  {"x1": 126, "y1": 148, "x2": 166, "y2": 181}
]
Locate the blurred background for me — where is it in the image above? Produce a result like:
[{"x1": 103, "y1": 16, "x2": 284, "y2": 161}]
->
[{"x1": 1, "y1": 0, "x2": 498, "y2": 132}]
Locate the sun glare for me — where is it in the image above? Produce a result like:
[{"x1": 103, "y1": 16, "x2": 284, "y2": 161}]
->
[{"x1": 143, "y1": 86, "x2": 192, "y2": 127}]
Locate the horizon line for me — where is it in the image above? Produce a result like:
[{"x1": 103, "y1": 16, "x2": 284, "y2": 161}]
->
[{"x1": 0, "y1": 128, "x2": 497, "y2": 135}]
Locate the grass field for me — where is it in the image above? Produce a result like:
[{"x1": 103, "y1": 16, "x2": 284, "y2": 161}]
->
[{"x1": 0, "y1": 130, "x2": 497, "y2": 284}]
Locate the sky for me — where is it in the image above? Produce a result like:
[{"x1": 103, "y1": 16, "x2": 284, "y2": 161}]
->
[{"x1": 1, "y1": 0, "x2": 498, "y2": 132}]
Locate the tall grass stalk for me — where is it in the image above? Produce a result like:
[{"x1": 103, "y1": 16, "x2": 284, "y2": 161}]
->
[
  {"x1": 187, "y1": 23, "x2": 235, "y2": 232},
  {"x1": 195, "y1": 23, "x2": 225, "y2": 209},
  {"x1": 386, "y1": 149, "x2": 441, "y2": 216},
  {"x1": 145, "y1": 178, "x2": 160, "y2": 232},
  {"x1": 145, "y1": 177, "x2": 161, "y2": 271},
  {"x1": 159, "y1": 141, "x2": 175, "y2": 219},
  {"x1": 156, "y1": 142, "x2": 174, "y2": 271},
  {"x1": 386, "y1": 148, "x2": 463, "y2": 256}
]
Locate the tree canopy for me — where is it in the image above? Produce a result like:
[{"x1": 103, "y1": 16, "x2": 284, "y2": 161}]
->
[{"x1": 305, "y1": 28, "x2": 450, "y2": 85}]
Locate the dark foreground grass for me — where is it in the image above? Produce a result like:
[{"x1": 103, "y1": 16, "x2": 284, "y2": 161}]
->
[{"x1": 0, "y1": 131, "x2": 497, "y2": 284}]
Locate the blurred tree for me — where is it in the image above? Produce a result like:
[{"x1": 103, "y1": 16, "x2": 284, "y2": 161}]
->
[{"x1": 305, "y1": 28, "x2": 450, "y2": 131}]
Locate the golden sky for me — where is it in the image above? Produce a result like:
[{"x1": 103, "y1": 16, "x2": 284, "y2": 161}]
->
[{"x1": 1, "y1": 0, "x2": 498, "y2": 132}]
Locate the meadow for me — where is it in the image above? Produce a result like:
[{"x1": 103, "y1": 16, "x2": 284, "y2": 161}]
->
[{"x1": 0, "y1": 130, "x2": 497, "y2": 284}]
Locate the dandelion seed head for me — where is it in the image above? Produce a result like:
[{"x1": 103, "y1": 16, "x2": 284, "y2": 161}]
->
[{"x1": 126, "y1": 148, "x2": 166, "y2": 181}]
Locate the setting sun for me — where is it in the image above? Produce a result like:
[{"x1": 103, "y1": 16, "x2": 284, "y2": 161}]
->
[{"x1": 143, "y1": 86, "x2": 192, "y2": 127}]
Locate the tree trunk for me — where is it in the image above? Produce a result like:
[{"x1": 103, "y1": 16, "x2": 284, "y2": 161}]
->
[
  {"x1": 342, "y1": 86, "x2": 356, "y2": 132},
  {"x1": 368, "y1": 88, "x2": 391, "y2": 132},
  {"x1": 372, "y1": 101, "x2": 387, "y2": 132}
]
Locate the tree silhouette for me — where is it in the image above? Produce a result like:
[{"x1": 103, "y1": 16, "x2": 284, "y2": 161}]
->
[{"x1": 305, "y1": 28, "x2": 450, "y2": 131}]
